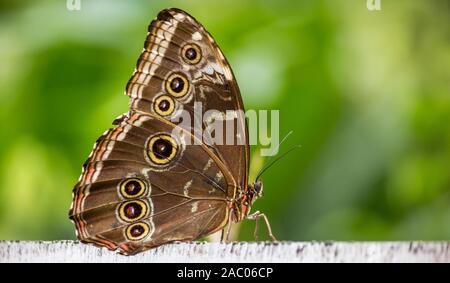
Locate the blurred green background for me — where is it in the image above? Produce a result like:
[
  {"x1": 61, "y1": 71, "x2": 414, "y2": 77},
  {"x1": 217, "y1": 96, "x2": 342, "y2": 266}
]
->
[{"x1": 0, "y1": 0, "x2": 448, "y2": 241}]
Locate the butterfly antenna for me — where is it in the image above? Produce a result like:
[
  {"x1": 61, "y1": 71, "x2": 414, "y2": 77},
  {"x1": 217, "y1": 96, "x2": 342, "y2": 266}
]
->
[
  {"x1": 261, "y1": 130, "x2": 293, "y2": 165},
  {"x1": 275, "y1": 130, "x2": 294, "y2": 154},
  {"x1": 255, "y1": 144, "x2": 301, "y2": 182},
  {"x1": 254, "y1": 131, "x2": 293, "y2": 180}
]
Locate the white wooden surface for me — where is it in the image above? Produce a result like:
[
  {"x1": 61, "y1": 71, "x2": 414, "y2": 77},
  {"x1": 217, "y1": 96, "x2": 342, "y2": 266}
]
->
[{"x1": 0, "y1": 241, "x2": 449, "y2": 263}]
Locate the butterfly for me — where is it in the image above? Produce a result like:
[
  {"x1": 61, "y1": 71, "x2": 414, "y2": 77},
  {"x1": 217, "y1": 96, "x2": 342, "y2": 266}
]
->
[{"x1": 69, "y1": 8, "x2": 275, "y2": 255}]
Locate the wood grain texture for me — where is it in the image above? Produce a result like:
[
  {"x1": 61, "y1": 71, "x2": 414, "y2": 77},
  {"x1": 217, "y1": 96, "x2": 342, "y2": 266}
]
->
[{"x1": 0, "y1": 241, "x2": 449, "y2": 262}]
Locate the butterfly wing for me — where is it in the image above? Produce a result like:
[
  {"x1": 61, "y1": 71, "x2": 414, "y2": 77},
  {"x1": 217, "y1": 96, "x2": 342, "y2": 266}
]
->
[
  {"x1": 70, "y1": 112, "x2": 234, "y2": 254},
  {"x1": 126, "y1": 8, "x2": 249, "y2": 191}
]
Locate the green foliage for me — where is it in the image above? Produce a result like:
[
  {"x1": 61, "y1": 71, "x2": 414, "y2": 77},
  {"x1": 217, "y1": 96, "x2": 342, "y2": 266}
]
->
[{"x1": 0, "y1": 0, "x2": 448, "y2": 240}]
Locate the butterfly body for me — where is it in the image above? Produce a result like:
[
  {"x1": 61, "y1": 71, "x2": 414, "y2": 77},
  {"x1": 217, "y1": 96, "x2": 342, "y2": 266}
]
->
[{"x1": 69, "y1": 8, "x2": 266, "y2": 255}]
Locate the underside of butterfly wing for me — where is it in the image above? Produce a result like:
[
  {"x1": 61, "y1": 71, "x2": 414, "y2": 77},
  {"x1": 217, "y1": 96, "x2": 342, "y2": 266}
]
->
[
  {"x1": 70, "y1": 112, "x2": 233, "y2": 255},
  {"x1": 126, "y1": 8, "x2": 249, "y2": 193}
]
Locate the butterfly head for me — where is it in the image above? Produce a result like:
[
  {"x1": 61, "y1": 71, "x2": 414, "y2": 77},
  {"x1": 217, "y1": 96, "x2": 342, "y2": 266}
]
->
[{"x1": 249, "y1": 180, "x2": 264, "y2": 204}]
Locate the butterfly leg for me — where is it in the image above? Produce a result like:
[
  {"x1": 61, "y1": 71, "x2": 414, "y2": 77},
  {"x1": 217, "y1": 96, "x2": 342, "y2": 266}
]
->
[
  {"x1": 247, "y1": 211, "x2": 277, "y2": 241},
  {"x1": 253, "y1": 214, "x2": 261, "y2": 241},
  {"x1": 220, "y1": 228, "x2": 226, "y2": 242},
  {"x1": 220, "y1": 208, "x2": 234, "y2": 242},
  {"x1": 220, "y1": 224, "x2": 232, "y2": 243}
]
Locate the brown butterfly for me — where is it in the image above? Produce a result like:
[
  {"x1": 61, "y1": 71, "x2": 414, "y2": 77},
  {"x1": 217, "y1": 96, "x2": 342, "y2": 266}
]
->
[{"x1": 69, "y1": 8, "x2": 275, "y2": 255}]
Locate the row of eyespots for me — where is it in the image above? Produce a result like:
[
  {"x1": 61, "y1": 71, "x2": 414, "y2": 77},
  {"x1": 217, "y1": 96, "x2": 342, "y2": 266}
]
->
[
  {"x1": 153, "y1": 43, "x2": 202, "y2": 116},
  {"x1": 118, "y1": 178, "x2": 150, "y2": 241}
]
